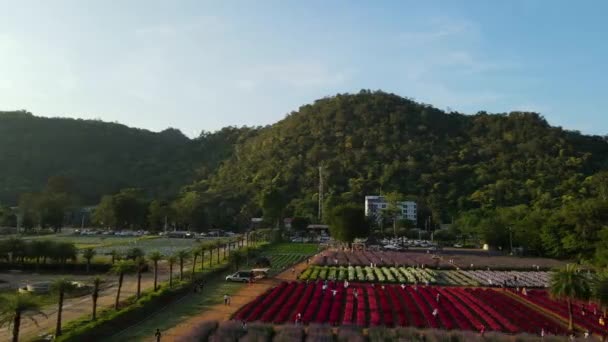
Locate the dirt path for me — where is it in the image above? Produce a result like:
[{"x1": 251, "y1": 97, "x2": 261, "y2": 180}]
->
[{"x1": 140, "y1": 260, "x2": 310, "y2": 342}]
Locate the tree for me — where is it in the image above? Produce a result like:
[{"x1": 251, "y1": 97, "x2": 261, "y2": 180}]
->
[
  {"x1": 110, "y1": 249, "x2": 119, "y2": 264},
  {"x1": 91, "y1": 277, "x2": 102, "y2": 320},
  {"x1": 92, "y1": 195, "x2": 116, "y2": 229},
  {"x1": 149, "y1": 251, "x2": 163, "y2": 291},
  {"x1": 52, "y1": 278, "x2": 77, "y2": 337},
  {"x1": 112, "y1": 188, "x2": 148, "y2": 229},
  {"x1": 550, "y1": 264, "x2": 591, "y2": 331},
  {"x1": 0, "y1": 293, "x2": 45, "y2": 342},
  {"x1": 135, "y1": 256, "x2": 146, "y2": 299},
  {"x1": 327, "y1": 204, "x2": 370, "y2": 243},
  {"x1": 214, "y1": 240, "x2": 222, "y2": 264},
  {"x1": 111, "y1": 260, "x2": 136, "y2": 309},
  {"x1": 592, "y1": 271, "x2": 608, "y2": 317},
  {"x1": 126, "y1": 247, "x2": 145, "y2": 261},
  {"x1": 172, "y1": 192, "x2": 206, "y2": 231},
  {"x1": 191, "y1": 249, "x2": 200, "y2": 279},
  {"x1": 82, "y1": 248, "x2": 96, "y2": 273},
  {"x1": 199, "y1": 244, "x2": 209, "y2": 271},
  {"x1": 176, "y1": 250, "x2": 190, "y2": 281},
  {"x1": 167, "y1": 255, "x2": 177, "y2": 287},
  {"x1": 148, "y1": 200, "x2": 171, "y2": 232},
  {"x1": 228, "y1": 249, "x2": 244, "y2": 271},
  {"x1": 291, "y1": 217, "x2": 310, "y2": 233},
  {"x1": 260, "y1": 186, "x2": 286, "y2": 228}
]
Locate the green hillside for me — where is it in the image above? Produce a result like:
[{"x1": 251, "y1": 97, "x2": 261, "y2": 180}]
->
[{"x1": 0, "y1": 111, "x2": 253, "y2": 204}]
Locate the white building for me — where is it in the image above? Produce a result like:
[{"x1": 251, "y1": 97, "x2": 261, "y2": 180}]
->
[{"x1": 364, "y1": 195, "x2": 417, "y2": 223}]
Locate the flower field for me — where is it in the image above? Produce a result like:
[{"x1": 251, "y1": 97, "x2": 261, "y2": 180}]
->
[
  {"x1": 298, "y1": 266, "x2": 550, "y2": 288},
  {"x1": 233, "y1": 281, "x2": 570, "y2": 335},
  {"x1": 313, "y1": 250, "x2": 563, "y2": 270}
]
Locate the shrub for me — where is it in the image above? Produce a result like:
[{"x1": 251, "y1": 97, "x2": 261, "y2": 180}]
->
[
  {"x1": 240, "y1": 323, "x2": 274, "y2": 342},
  {"x1": 210, "y1": 320, "x2": 246, "y2": 342},
  {"x1": 368, "y1": 326, "x2": 396, "y2": 342},
  {"x1": 274, "y1": 325, "x2": 303, "y2": 342},
  {"x1": 306, "y1": 324, "x2": 332, "y2": 342},
  {"x1": 175, "y1": 320, "x2": 218, "y2": 342},
  {"x1": 337, "y1": 327, "x2": 365, "y2": 342}
]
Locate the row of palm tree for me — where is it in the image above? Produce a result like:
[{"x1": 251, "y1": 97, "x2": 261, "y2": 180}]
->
[
  {"x1": 0, "y1": 238, "x2": 78, "y2": 270},
  {"x1": 0, "y1": 234, "x2": 256, "y2": 341}
]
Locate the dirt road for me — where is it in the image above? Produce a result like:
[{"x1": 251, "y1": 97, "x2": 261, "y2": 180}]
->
[{"x1": 140, "y1": 259, "x2": 310, "y2": 342}]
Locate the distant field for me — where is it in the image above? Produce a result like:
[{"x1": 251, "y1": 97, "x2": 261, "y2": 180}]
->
[{"x1": 10, "y1": 234, "x2": 205, "y2": 255}]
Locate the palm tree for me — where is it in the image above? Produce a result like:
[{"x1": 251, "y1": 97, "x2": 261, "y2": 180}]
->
[
  {"x1": 0, "y1": 294, "x2": 46, "y2": 342},
  {"x1": 82, "y1": 248, "x2": 96, "y2": 273},
  {"x1": 135, "y1": 256, "x2": 147, "y2": 299},
  {"x1": 110, "y1": 249, "x2": 119, "y2": 264},
  {"x1": 215, "y1": 240, "x2": 222, "y2": 264},
  {"x1": 229, "y1": 249, "x2": 244, "y2": 271},
  {"x1": 91, "y1": 277, "x2": 103, "y2": 320},
  {"x1": 167, "y1": 255, "x2": 177, "y2": 287},
  {"x1": 176, "y1": 250, "x2": 190, "y2": 281},
  {"x1": 52, "y1": 278, "x2": 77, "y2": 337},
  {"x1": 191, "y1": 249, "x2": 200, "y2": 279},
  {"x1": 148, "y1": 251, "x2": 163, "y2": 291},
  {"x1": 111, "y1": 260, "x2": 136, "y2": 309},
  {"x1": 550, "y1": 264, "x2": 591, "y2": 331},
  {"x1": 593, "y1": 271, "x2": 608, "y2": 317},
  {"x1": 199, "y1": 244, "x2": 208, "y2": 271}
]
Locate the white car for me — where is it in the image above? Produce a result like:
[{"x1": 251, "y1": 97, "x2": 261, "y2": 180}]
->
[
  {"x1": 453, "y1": 243, "x2": 463, "y2": 248},
  {"x1": 383, "y1": 244, "x2": 401, "y2": 251},
  {"x1": 226, "y1": 271, "x2": 252, "y2": 283}
]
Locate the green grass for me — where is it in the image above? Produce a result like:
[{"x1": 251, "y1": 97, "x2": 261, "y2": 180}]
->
[
  {"x1": 103, "y1": 242, "x2": 317, "y2": 341},
  {"x1": 104, "y1": 272, "x2": 242, "y2": 342},
  {"x1": 262, "y1": 243, "x2": 319, "y2": 255}
]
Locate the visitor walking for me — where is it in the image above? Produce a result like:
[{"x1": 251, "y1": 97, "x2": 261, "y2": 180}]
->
[
  {"x1": 155, "y1": 329, "x2": 162, "y2": 342},
  {"x1": 432, "y1": 308, "x2": 438, "y2": 318},
  {"x1": 436, "y1": 293, "x2": 441, "y2": 303},
  {"x1": 224, "y1": 294, "x2": 229, "y2": 305}
]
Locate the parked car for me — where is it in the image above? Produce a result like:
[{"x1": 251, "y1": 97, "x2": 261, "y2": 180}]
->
[
  {"x1": 226, "y1": 271, "x2": 253, "y2": 283},
  {"x1": 453, "y1": 243, "x2": 464, "y2": 248}
]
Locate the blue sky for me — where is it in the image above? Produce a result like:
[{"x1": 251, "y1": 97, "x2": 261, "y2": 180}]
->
[{"x1": 1, "y1": 0, "x2": 606, "y2": 137}]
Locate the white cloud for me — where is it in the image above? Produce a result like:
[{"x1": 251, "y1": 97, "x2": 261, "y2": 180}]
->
[{"x1": 233, "y1": 62, "x2": 351, "y2": 90}]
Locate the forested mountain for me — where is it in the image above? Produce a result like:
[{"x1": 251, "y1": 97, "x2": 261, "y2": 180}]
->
[
  {"x1": 0, "y1": 111, "x2": 254, "y2": 204},
  {"x1": 197, "y1": 90, "x2": 608, "y2": 221},
  {"x1": 4, "y1": 91, "x2": 608, "y2": 262},
  {"x1": 189, "y1": 91, "x2": 608, "y2": 262}
]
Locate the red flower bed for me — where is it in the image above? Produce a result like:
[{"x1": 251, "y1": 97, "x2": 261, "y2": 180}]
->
[{"x1": 232, "y1": 282, "x2": 577, "y2": 336}]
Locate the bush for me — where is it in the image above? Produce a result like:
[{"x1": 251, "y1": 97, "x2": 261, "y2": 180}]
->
[
  {"x1": 274, "y1": 325, "x2": 303, "y2": 342},
  {"x1": 306, "y1": 324, "x2": 332, "y2": 342},
  {"x1": 239, "y1": 323, "x2": 273, "y2": 342},
  {"x1": 210, "y1": 321, "x2": 246, "y2": 342},
  {"x1": 368, "y1": 326, "x2": 396, "y2": 342},
  {"x1": 337, "y1": 327, "x2": 365, "y2": 342},
  {"x1": 175, "y1": 320, "x2": 218, "y2": 342}
]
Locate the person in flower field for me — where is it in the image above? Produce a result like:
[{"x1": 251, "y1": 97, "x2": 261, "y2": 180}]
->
[
  {"x1": 353, "y1": 288, "x2": 358, "y2": 299},
  {"x1": 432, "y1": 308, "x2": 438, "y2": 318},
  {"x1": 480, "y1": 325, "x2": 485, "y2": 336},
  {"x1": 295, "y1": 312, "x2": 302, "y2": 325},
  {"x1": 436, "y1": 293, "x2": 441, "y2": 303}
]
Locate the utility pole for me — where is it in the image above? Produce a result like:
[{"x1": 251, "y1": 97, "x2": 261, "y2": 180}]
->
[
  {"x1": 509, "y1": 227, "x2": 513, "y2": 255},
  {"x1": 318, "y1": 166, "x2": 324, "y2": 222}
]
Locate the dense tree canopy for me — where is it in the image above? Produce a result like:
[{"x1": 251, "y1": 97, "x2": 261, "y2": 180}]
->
[
  {"x1": 3, "y1": 91, "x2": 608, "y2": 263},
  {"x1": 0, "y1": 111, "x2": 255, "y2": 205}
]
